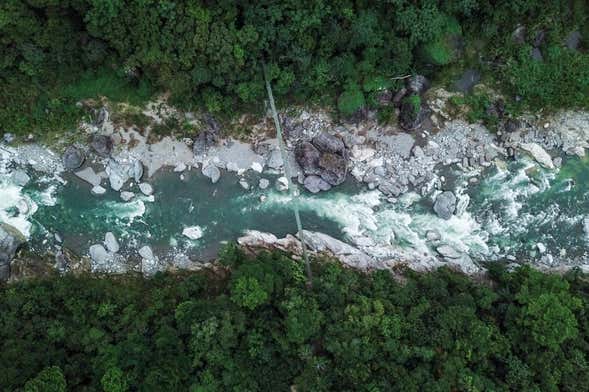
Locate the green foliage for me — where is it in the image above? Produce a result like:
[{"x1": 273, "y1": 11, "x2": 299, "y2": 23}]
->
[
  {"x1": 505, "y1": 46, "x2": 589, "y2": 111},
  {"x1": 101, "y1": 367, "x2": 129, "y2": 392},
  {"x1": 24, "y1": 366, "x2": 66, "y2": 392},
  {"x1": 1, "y1": 0, "x2": 587, "y2": 134},
  {"x1": 61, "y1": 69, "x2": 153, "y2": 107},
  {"x1": 403, "y1": 94, "x2": 422, "y2": 116},
  {"x1": 231, "y1": 276, "x2": 269, "y2": 310},
  {"x1": 3, "y1": 254, "x2": 589, "y2": 391},
  {"x1": 337, "y1": 85, "x2": 366, "y2": 116},
  {"x1": 422, "y1": 40, "x2": 454, "y2": 65}
]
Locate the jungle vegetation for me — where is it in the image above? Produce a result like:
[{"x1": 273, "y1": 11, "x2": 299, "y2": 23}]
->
[
  {"x1": 2, "y1": 246, "x2": 589, "y2": 391},
  {"x1": 1, "y1": 0, "x2": 588, "y2": 135}
]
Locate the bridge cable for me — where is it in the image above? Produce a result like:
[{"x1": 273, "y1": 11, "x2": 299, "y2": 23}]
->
[{"x1": 263, "y1": 65, "x2": 313, "y2": 289}]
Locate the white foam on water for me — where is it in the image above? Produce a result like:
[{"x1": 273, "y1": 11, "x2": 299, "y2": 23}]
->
[
  {"x1": 103, "y1": 199, "x2": 146, "y2": 224},
  {"x1": 0, "y1": 179, "x2": 37, "y2": 238},
  {"x1": 261, "y1": 188, "x2": 490, "y2": 261}
]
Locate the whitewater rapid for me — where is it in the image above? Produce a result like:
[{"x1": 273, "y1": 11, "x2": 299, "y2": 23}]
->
[{"x1": 1, "y1": 143, "x2": 588, "y2": 271}]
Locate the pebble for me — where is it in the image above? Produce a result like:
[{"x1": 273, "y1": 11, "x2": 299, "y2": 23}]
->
[
  {"x1": 251, "y1": 162, "x2": 263, "y2": 173},
  {"x1": 138, "y1": 245, "x2": 156, "y2": 261},
  {"x1": 120, "y1": 191, "x2": 135, "y2": 201},
  {"x1": 91, "y1": 185, "x2": 107, "y2": 195},
  {"x1": 276, "y1": 177, "x2": 289, "y2": 191},
  {"x1": 173, "y1": 163, "x2": 187, "y2": 172},
  {"x1": 259, "y1": 178, "x2": 270, "y2": 189},
  {"x1": 536, "y1": 243, "x2": 546, "y2": 253},
  {"x1": 139, "y1": 183, "x2": 153, "y2": 196},
  {"x1": 239, "y1": 179, "x2": 250, "y2": 190},
  {"x1": 104, "y1": 232, "x2": 120, "y2": 253}
]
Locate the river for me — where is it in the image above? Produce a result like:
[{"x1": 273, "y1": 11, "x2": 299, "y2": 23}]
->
[{"x1": 2, "y1": 150, "x2": 588, "y2": 270}]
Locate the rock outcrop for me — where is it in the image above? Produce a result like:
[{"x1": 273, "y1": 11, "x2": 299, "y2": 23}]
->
[
  {"x1": 62, "y1": 146, "x2": 85, "y2": 170},
  {"x1": 0, "y1": 223, "x2": 26, "y2": 280},
  {"x1": 519, "y1": 142, "x2": 554, "y2": 169},
  {"x1": 397, "y1": 75, "x2": 431, "y2": 131},
  {"x1": 295, "y1": 132, "x2": 347, "y2": 192},
  {"x1": 91, "y1": 135, "x2": 113, "y2": 157}
]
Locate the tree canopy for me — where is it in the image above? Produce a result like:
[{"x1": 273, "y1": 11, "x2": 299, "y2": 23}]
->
[{"x1": 2, "y1": 247, "x2": 589, "y2": 391}]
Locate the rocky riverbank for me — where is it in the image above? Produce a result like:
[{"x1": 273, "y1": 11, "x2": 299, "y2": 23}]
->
[{"x1": 2, "y1": 76, "x2": 589, "y2": 280}]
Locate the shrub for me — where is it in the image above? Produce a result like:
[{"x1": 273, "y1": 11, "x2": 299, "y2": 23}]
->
[{"x1": 337, "y1": 85, "x2": 366, "y2": 116}]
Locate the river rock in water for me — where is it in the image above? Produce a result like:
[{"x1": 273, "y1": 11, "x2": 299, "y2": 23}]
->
[
  {"x1": 75, "y1": 167, "x2": 102, "y2": 187},
  {"x1": 182, "y1": 226, "x2": 204, "y2": 240},
  {"x1": 120, "y1": 191, "x2": 135, "y2": 201},
  {"x1": 104, "y1": 232, "x2": 120, "y2": 253},
  {"x1": 106, "y1": 160, "x2": 128, "y2": 191},
  {"x1": 304, "y1": 175, "x2": 332, "y2": 193},
  {"x1": 259, "y1": 178, "x2": 270, "y2": 190},
  {"x1": 11, "y1": 170, "x2": 30, "y2": 187},
  {"x1": 433, "y1": 191, "x2": 457, "y2": 220},
  {"x1": 519, "y1": 142, "x2": 554, "y2": 169},
  {"x1": 0, "y1": 223, "x2": 26, "y2": 280},
  {"x1": 91, "y1": 185, "x2": 107, "y2": 195},
  {"x1": 202, "y1": 164, "x2": 221, "y2": 183},
  {"x1": 62, "y1": 146, "x2": 85, "y2": 170},
  {"x1": 139, "y1": 183, "x2": 153, "y2": 196}
]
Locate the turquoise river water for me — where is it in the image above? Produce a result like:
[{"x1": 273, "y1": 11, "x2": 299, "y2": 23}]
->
[{"x1": 1, "y1": 153, "x2": 588, "y2": 266}]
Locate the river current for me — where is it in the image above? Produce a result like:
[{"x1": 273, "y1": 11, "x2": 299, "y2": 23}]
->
[{"x1": 1, "y1": 151, "x2": 588, "y2": 267}]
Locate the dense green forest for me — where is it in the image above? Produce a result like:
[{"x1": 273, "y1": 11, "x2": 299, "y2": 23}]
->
[
  {"x1": 2, "y1": 246, "x2": 589, "y2": 391},
  {"x1": 1, "y1": 0, "x2": 588, "y2": 135}
]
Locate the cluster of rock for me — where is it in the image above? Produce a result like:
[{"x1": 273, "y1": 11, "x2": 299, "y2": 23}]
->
[
  {"x1": 238, "y1": 230, "x2": 373, "y2": 270},
  {"x1": 498, "y1": 112, "x2": 589, "y2": 162},
  {"x1": 88, "y1": 232, "x2": 202, "y2": 275},
  {"x1": 295, "y1": 132, "x2": 348, "y2": 193},
  {"x1": 238, "y1": 229, "x2": 481, "y2": 275}
]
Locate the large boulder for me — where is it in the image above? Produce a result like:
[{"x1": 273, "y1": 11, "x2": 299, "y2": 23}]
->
[
  {"x1": 296, "y1": 133, "x2": 348, "y2": 189},
  {"x1": 0, "y1": 223, "x2": 26, "y2": 280},
  {"x1": 312, "y1": 132, "x2": 346, "y2": 155},
  {"x1": 519, "y1": 142, "x2": 554, "y2": 169},
  {"x1": 75, "y1": 167, "x2": 102, "y2": 187},
  {"x1": 91, "y1": 135, "x2": 113, "y2": 157},
  {"x1": 433, "y1": 191, "x2": 457, "y2": 220},
  {"x1": 202, "y1": 164, "x2": 221, "y2": 183},
  {"x1": 105, "y1": 160, "x2": 128, "y2": 191},
  {"x1": 318, "y1": 152, "x2": 347, "y2": 185},
  {"x1": 89, "y1": 244, "x2": 126, "y2": 273},
  {"x1": 295, "y1": 142, "x2": 321, "y2": 175},
  {"x1": 104, "y1": 232, "x2": 120, "y2": 253},
  {"x1": 62, "y1": 146, "x2": 85, "y2": 170},
  {"x1": 95, "y1": 107, "x2": 110, "y2": 128}
]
